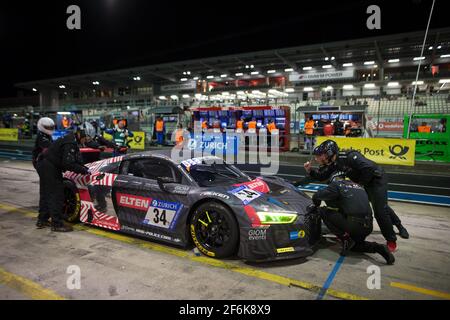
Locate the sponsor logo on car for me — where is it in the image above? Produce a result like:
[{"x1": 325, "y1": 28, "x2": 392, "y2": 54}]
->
[
  {"x1": 199, "y1": 191, "x2": 230, "y2": 200},
  {"x1": 276, "y1": 247, "x2": 295, "y2": 254},
  {"x1": 143, "y1": 199, "x2": 183, "y2": 230},
  {"x1": 116, "y1": 193, "x2": 151, "y2": 211},
  {"x1": 229, "y1": 185, "x2": 261, "y2": 205},
  {"x1": 248, "y1": 229, "x2": 267, "y2": 241},
  {"x1": 121, "y1": 225, "x2": 181, "y2": 243},
  {"x1": 289, "y1": 230, "x2": 306, "y2": 240}
]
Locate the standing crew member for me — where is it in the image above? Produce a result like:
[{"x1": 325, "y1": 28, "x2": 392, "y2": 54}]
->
[
  {"x1": 236, "y1": 117, "x2": 244, "y2": 132},
  {"x1": 417, "y1": 122, "x2": 431, "y2": 133},
  {"x1": 155, "y1": 117, "x2": 165, "y2": 145},
  {"x1": 201, "y1": 119, "x2": 208, "y2": 130},
  {"x1": 105, "y1": 119, "x2": 134, "y2": 155},
  {"x1": 36, "y1": 130, "x2": 90, "y2": 231},
  {"x1": 174, "y1": 123, "x2": 185, "y2": 147},
  {"x1": 304, "y1": 140, "x2": 409, "y2": 252},
  {"x1": 247, "y1": 117, "x2": 257, "y2": 132},
  {"x1": 32, "y1": 117, "x2": 55, "y2": 228},
  {"x1": 311, "y1": 172, "x2": 395, "y2": 264},
  {"x1": 304, "y1": 116, "x2": 316, "y2": 150},
  {"x1": 266, "y1": 118, "x2": 277, "y2": 133}
]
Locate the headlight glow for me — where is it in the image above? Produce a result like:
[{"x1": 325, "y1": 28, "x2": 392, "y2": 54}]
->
[{"x1": 256, "y1": 211, "x2": 297, "y2": 224}]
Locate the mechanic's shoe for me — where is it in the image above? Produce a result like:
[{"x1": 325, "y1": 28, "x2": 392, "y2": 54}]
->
[
  {"x1": 51, "y1": 222, "x2": 73, "y2": 232},
  {"x1": 36, "y1": 219, "x2": 51, "y2": 229},
  {"x1": 396, "y1": 224, "x2": 410, "y2": 239},
  {"x1": 375, "y1": 244, "x2": 395, "y2": 265},
  {"x1": 387, "y1": 241, "x2": 397, "y2": 253},
  {"x1": 339, "y1": 237, "x2": 355, "y2": 256}
]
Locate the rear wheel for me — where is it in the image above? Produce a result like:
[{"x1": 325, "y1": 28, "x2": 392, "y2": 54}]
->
[
  {"x1": 62, "y1": 180, "x2": 81, "y2": 223},
  {"x1": 190, "y1": 202, "x2": 239, "y2": 258}
]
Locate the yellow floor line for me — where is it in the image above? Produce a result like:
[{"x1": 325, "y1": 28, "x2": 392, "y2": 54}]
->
[
  {"x1": 391, "y1": 282, "x2": 450, "y2": 300},
  {"x1": 0, "y1": 202, "x2": 367, "y2": 300},
  {"x1": 0, "y1": 267, "x2": 65, "y2": 300}
]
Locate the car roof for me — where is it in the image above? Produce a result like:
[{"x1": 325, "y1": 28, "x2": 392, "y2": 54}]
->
[{"x1": 122, "y1": 149, "x2": 222, "y2": 165}]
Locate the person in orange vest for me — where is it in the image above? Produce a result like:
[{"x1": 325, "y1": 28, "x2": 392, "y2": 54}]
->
[
  {"x1": 304, "y1": 116, "x2": 316, "y2": 150},
  {"x1": 202, "y1": 119, "x2": 209, "y2": 130},
  {"x1": 61, "y1": 116, "x2": 71, "y2": 130},
  {"x1": 247, "y1": 117, "x2": 257, "y2": 132},
  {"x1": 266, "y1": 118, "x2": 277, "y2": 133},
  {"x1": 236, "y1": 116, "x2": 244, "y2": 132},
  {"x1": 174, "y1": 123, "x2": 185, "y2": 147},
  {"x1": 155, "y1": 117, "x2": 165, "y2": 145},
  {"x1": 417, "y1": 122, "x2": 431, "y2": 133}
]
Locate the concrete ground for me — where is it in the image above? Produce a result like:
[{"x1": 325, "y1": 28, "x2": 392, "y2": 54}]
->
[{"x1": 0, "y1": 160, "x2": 449, "y2": 300}]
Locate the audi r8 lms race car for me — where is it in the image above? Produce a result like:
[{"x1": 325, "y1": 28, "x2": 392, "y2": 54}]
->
[{"x1": 62, "y1": 151, "x2": 321, "y2": 262}]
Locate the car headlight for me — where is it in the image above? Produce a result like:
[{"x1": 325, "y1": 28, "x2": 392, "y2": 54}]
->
[{"x1": 256, "y1": 211, "x2": 297, "y2": 224}]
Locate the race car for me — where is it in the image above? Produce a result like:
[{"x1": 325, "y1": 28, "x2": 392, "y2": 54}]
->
[{"x1": 62, "y1": 150, "x2": 321, "y2": 262}]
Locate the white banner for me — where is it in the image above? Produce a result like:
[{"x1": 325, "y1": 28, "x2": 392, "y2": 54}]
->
[
  {"x1": 161, "y1": 81, "x2": 197, "y2": 92},
  {"x1": 289, "y1": 69, "x2": 355, "y2": 82}
]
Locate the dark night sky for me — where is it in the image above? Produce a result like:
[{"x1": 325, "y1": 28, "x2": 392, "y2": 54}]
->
[{"x1": 0, "y1": 0, "x2": 449, "y2": 97}]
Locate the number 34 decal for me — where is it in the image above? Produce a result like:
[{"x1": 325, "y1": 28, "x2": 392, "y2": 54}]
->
[{"x1": 143, "y1": 200, "x2": 182, "y2": 229}]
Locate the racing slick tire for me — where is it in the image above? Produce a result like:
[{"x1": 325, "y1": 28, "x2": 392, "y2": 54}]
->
[
  {"x1": 190, "y1": 201, "x2": 239, "y2": 259},
  {"x1": 62, "y1": 180, "x2": 81, "y2": 223}
]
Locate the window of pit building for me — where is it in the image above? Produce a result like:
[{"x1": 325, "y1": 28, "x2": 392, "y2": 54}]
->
[
  {"x1": 118, "y1": 87, "x2": 131, "y2": 96},
  {"x1": 137, "y1": 87, "x2": 152, "y2": 95},
  {"x1": 410, "y1": 118, "x2": 447, "y2": 133}
]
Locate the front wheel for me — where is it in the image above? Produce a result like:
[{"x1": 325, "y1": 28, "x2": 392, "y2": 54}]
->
[
  {"x1": 190, "y1": 202, "x2": 239, "y2": 259},
  {"x1": 62, "y1": 180, "x2": 81, "y2": 223}
]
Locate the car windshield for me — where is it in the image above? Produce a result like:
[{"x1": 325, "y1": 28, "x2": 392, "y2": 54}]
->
[{"x1": 182, "y1": 158, "x2": 250, "y2": 187}]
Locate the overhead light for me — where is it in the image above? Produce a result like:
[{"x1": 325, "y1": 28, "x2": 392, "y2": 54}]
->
[
  {"x1": 428, "y1": 46, "x2": 433, "y2": 50},
  {"x1": 170, "y1": 95, "x2": 178, "y2": 100},
  {"x1": 437, "y1": 45, "x2": 442, "y2": 49},
  {"x1": 57, "y1": 112, "x2": 72, "y2": 115},
  {"x1": 387, "y1": 82, "x2": 400, "y2": 87},
  {"x1": 32, "y1": 88, "x2": 37, "y2": 92},
  {"x1": 250, "y1": 65, "x2": 254, "y2": 68},
  {"x1": 324, "y1": 86, "x2": 333, "y2": 91},
  {"x1": 251, "y1": 71, "x2": 259, "y2": 75},
  {"x1": 322, "y1": 65, "x2": 332, "y2": 69},
  {"x1": 331, "y1": 56, "x2": 335, "y2": 60},
  {"x1": 364, "y1": 61, "x2": 375, "y2": 65},
  {"x1": 267, "y1": 70, "x2": 276, "y2": 74},
  {"x1": 364, "y1": 83, "x2": 376, "y2": 88},
  {"x1": 221, "y1": 92, "x2": 229, "y2": 96},
  {"x1": 440, "y1": 54, "x2": 450, "y2": 58},
  {"x1": 133, "y1": 76, "x2": 141, "y2": 81},
  {"x1": 187, "y1": 71, "x2": 191, "y2": 75},
  {"x1": 180, "y1": 78, "x2": 188, "y2": 81},
  {"x1": 412, "y1": 81, "x2": 424, "y2": 85},
  {"x1": 342, "y1": 63, "x2": 353, "y2": 67},
  {"x1": 324, "y1": 57, "x2": 329, "y2": 61},
  {"x1": 126, "y1": 106, "x2": 131, "y2": 110},
  {"x1": 59, "y1": 85, "x2": 65, "y2": 89},
  {"x1": 92, "y1": 81, "x2": 100, "y2": 85},
  {"x1": 182, "y1": 94, "x2": 190, "y2": 98},
  {"x1": 284, "y1": 68, "x2": 294, "y2": 72},
  {"x1": 207, "y1": 75, "x2": 214, "y2": 79},
  {"x1": 285, "y1": 88, "x2": 295, "y2": 93},
  {"x1": 159, "y1": 96, "x2": 167, "y2": 100},
  {"x1": 302, "y1": 66, "x2": 312, "y2": 70},
  {"x1": 413, "y1": 56, "x2": 425, "y2": 61},
  {"x1": 343, "y1": 84, "x2": 354, "y2": 90},
  {"x1": 220, "y1": 74, "x2": 227, "y2": 78},
  {"x1": 245, "y1": 65, "x2": 249, "y2": 69},
  {"x1": 303, "y1": 87, "x2": 314, "y2": 92},
  {"x1": 388, "y1": 59, "x2": 400, "y2": 63},
  {"x1": 235, "y1": 72, "x2": 244, "y2": 76},
  {"x1": 193, "y1": 77, "x2": 199, "y2": 80}
]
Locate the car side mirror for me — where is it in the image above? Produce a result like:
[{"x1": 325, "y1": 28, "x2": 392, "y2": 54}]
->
[{"x1": 157, "y1": 176, "x2": 176, "y2": 192}]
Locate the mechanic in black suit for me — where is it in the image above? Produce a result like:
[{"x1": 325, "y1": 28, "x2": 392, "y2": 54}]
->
[
  {"x1": 309, "y1": 171, "x2": 395, "y2": 264},
  {"x1": 36, "y1": 130, "x2": 90, "y2": 232},
  {"x1": 303, "y1": 140, "x2": 409, "y2": 253}
]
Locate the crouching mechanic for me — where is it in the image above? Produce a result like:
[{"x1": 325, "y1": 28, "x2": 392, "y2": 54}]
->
[
  {"x1": 311, "y1": 172, "x2": 395, "y2": 264},
  {"x1": 36, "y1": 130, "x2": 90, "y2": 232},
  {"x1": 305, "y1": 140, "x2": 409, "y2": 252}
]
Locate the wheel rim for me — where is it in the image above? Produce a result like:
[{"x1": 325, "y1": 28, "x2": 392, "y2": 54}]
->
[
  {"x1": 63, "y1": 188, "x2": 78, "y2": 219},
  {"x1": 195, "y1": 210, "x2": 232, "y2": 251}
]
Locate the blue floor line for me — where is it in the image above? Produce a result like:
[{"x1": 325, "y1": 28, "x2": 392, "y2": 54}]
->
[{"x1": 316, "y1": 255, "x2": 346, "y2": 300}]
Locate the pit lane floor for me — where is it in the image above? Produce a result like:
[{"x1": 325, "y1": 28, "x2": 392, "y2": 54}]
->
[{"x1": 0, "y1": 160, "x2": 449, "y2": 300}]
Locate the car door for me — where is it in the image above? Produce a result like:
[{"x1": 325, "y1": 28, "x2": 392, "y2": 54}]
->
[{"x1": 112, "y1": 157, "x2": 191, "y2": 240}]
